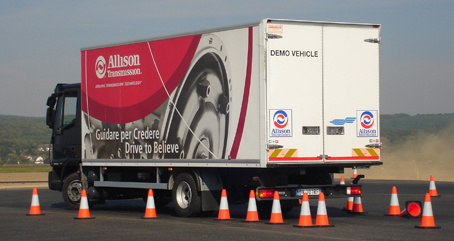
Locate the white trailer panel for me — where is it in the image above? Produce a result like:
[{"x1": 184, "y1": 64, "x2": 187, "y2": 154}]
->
[{"x1": 265, "y1": 20, "x2": 381, "y2": 164}]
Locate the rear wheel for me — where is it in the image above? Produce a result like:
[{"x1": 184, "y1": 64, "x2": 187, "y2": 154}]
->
[
  {"x1": 172, "y1": 173, "x2": 202, "y2": 217},
  {"x1": 62, "y1": 172, "x2": 82, "y2": 210}
]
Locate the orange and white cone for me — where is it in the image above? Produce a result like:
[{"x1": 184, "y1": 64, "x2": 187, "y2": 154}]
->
[
  {"x1": 243, "y1": 190, "x2": 259, "y2": 222},
  {"x1": 349, "y1": 196, "x2": 366, "y2": 214},
  {"x1": 342, "y1": 196, "x2": 354, "y2": 211},
  {"x1": 384, "y1": 186, "x2": 400, "y2": 216},
  {"x1": 340, "y1": 176, "x2": 345, "y2": 185},
  {"x1": 400, "y1": 201, "x2": 422, "y2": 218},
  {"x1": 215, "y1": 189, "x2": 231, "y2": 220},
  {"x1": 415, "y1": 193, "x2": 441, "y2": 229},
  {"x1": 314, "y1": 192, "x2": 334, "y2": 227},
  {"x1": 352, "y1": 167, "x2": 358, "y2": 179},
  {"x1": 142, "y1": 189, "x2": 158, "y2": 219},
  {"x1": 75, "y1": 189, "x2": 94, "y2": 219},
  {"x1": 266, "y1": 191, "x2": 287, "y2": 224},
  {"x1": 293, "y1": 193, "x2": 313, "y2": 228},
  {"x1": 26, "y1": 188, "x2": 44, "y2": 216},
  {"x1": 429, "y1": 175, "x2": 440, "y2": 197}
]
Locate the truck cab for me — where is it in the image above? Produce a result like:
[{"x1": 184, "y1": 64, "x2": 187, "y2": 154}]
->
[{"x1": 47, "y1": 83, "x2": 83, "y2": 209}]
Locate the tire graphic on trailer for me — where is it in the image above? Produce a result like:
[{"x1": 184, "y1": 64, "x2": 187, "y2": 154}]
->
[{"x1": 164, "y1": 34, "x2": 231, "y2": 159}]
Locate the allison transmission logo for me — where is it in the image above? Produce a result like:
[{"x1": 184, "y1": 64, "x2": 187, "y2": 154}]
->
[
  {"x1": 357, "y1": 110, "x2": 378, "y2": 137},
  {"x1": 270, "y1": 109, "x2": 292, "y2": 137},
  {"x1": 95, "y1": 56, "x2": 107, "y2": 78},
  {"x1": 95, "y1": 54, "x2": 142, "y2": 79}
]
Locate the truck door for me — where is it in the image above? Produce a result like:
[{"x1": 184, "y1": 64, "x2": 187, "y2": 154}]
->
[
  {"x1": 266, "y1": 23, "x2": 324, "y2": 163},
  {"x1": 322, "y1": 25, "x2": 380, "y2": 162},
  {"x1": 52, "y1": 91, "x2": 81, "y2": 160}
]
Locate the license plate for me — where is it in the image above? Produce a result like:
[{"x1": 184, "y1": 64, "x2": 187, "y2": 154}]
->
[{"x1": 296, "y1": 188, "x2": 321, "y2": 196}]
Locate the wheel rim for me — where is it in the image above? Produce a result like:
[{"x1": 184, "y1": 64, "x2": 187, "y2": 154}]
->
[
  {"x1": 176, "y1": 181, "x2": 192, "y2": 209},
  {"x1": 67, "y1": 179, "x2": 82, "y2": 202},
  {"x1": 164, "y1": 35, "x2": 231, "y2": 160},
  {"x1": 167, "y1": 59, "x2": 229, "y2": 159}
]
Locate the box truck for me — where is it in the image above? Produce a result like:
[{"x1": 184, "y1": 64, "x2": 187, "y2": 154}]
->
[{"x1": 46, "y1": 19, "x2": 382, "y2": 216}]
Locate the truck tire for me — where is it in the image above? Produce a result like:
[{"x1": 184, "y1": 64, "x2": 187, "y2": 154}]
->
[
  {"x1": 62, "y1": 172, "x2": 82, "y2": 210},
  {"x1": 172, "y1": 173, "x2": 202, "y2": 217}
]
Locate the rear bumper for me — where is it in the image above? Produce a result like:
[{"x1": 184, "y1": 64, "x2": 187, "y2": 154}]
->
[{"x1": 256, "y1": 184, "x2": 361, "y2": 201}]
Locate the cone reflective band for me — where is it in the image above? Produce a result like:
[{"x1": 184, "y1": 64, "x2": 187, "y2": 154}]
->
[
  {"x1": 142, "y1": 189, "x2": 158, "y2": 219},
  {"x1": 266, "y1": 191, "x2": 287, "y2": 224},
  {"x1": 75, "y1": 189, "x2": 95, "y2": 219},
  {"x1": 429, "y1": 175, "x2": 440, "y2": 197},
  {"x1": 27, "y1": 188, "x2": 44, "y2": 216},
  {"x1": 400, "y1": 201, "x2": 422, "y2": 218},
  {"x1": 215, "y1": 189, "x2": 230, "y2": 220},
  {"x1": 384, "y1": 186, "x2": 400, "y2": 216},
  {"x1": 243, "y1": 190, "x2": 259, "y2": 222},
  {"x1": 313, "y1": 192, "x2": 334, "y2": 227},
  {"x1": 293, "y1": 193, "x2": 314, "y2": 228},
  {"x1": 415, "y1": 193, "x2": 440, "y2": 229}
]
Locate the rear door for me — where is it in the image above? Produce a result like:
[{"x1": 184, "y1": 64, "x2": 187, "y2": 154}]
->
[
  {"x1": 266, "y1": 22, "x2": 324, "y2": 163},
  {"x1": 323, "y1": 25, "x2": 380, "y2": 162}
]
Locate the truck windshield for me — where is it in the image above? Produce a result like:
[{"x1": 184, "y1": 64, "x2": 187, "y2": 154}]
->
[{"x1": 55, "y1": 93, "x2": 77, "y2": 130}]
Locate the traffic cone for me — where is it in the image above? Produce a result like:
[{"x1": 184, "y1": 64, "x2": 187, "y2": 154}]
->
[
  {"x1": 215, "y1": 189, "x2": 231, "y2": 220},
  {"x1": 400, "y1": 201, "x2": 422, "y2": 218},
  {"x1": 314, "y1": 192, "x2": 334, "y2": 227},
  {"x1": 243, "y1": 190, "x2": 259, "y2": 222},
  {"x1": 293, "y1": 193, "x2": 314, "y2": 228},
  {"x1": 340, "y1": 176, "x2": 345, "y2": 185},
  {"x1": 429, "y1": 175, "x2": 440, "y2": 197},
  {"x1": 342, "y1": 196, "x2": 354, "y2": 211},
  {"x1": 141, "y1": 189, "x2": 158, "y2": 219},
  {"x1": 352, "y1": 167, "x2": 358, "y2": 179},
  {"x1": 384, "y1": 186, "x2": 400, "y2": 216},
  {"x1": 74, "y1": 189, "x2": 94, "y2": 219},
  {"x1": 26, "y1": 188, "x2": 44, "y2": 216},
  {"x1": 342, "y1": 182, "x2": 354, "y2": 211},
  {"x1": 415, "y1": 193, "x2": 441, "y2": 229},
  {"x1": 265, "y1": 191, "x2": 287, "y2": 224},
  {"x1": 349, "y1": 196, "x2": 367, "y2": 214}
]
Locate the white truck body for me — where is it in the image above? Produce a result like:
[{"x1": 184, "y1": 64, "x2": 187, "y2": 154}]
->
[
  {"x1": 81, "y1": 19, "x2": 381, "y2": 168},
  {"x1": 48, "y1": 18, "x2": 381, "y2": 215}
]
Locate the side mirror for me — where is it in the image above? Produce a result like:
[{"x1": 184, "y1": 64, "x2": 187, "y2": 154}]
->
[
  {"x1": 47, "y1": 96, "x2": 57, "y2": 107},
  {"x1": 46, "y1": 107, "x2": 55, "y2": 129}
]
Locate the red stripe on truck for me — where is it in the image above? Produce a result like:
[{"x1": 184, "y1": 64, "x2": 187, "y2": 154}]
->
[{"x1": 229, "y1": 27, "x2": 253, "y2": 159}]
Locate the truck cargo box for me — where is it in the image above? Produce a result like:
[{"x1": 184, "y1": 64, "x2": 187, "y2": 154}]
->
[{"x1": 80, "y1": 19, "x2": 381, "y2": 168}]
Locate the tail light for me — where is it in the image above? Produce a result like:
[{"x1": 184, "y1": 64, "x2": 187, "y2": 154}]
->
[
  {"x1": 258, "y1": 189, "x2": 275, "y2": 198},
  {"x1": 346, "y1": 186, "x2": 362, "y2": 195}
]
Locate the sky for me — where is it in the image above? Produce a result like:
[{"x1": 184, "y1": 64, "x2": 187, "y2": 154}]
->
[{"x1": 0, "y1": 0, "x2": 453, "y2": 117}]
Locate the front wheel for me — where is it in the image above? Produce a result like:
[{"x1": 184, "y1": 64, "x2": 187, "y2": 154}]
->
[
  {"x1": 62, "y1": 172, "x2": 82, "y2": 210},
  {"x1": 172, "y1": 173, "x2": 202, "y2": 217}
]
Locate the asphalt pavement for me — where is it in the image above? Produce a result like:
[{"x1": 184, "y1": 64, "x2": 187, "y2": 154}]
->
[{"x1": 0, "y1": 179, "x2": 452, "y2": 240}]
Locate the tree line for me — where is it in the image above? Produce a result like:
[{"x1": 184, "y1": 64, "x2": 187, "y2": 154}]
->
[{"x1": 0, "y1": 115, "x2": 51, "y2": 165}]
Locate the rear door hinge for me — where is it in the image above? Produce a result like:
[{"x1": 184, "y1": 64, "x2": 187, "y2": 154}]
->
[{"x1": 364, "y1": 38, "x2": 381, "y2": 44}]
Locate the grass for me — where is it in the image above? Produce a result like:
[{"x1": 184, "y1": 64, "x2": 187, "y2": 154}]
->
[{"x1": 0, "y1": 164, "x2": 51, "y2": 173}]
